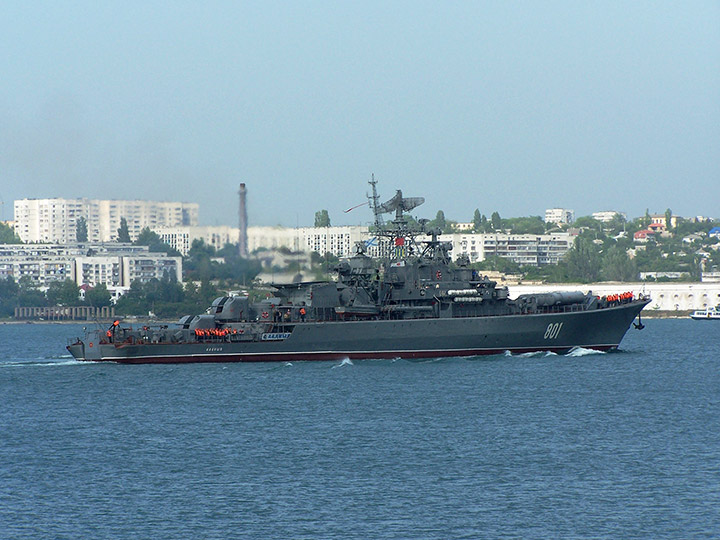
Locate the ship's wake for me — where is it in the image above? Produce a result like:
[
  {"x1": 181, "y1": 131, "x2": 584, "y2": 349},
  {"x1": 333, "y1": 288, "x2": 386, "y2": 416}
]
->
[{"x1": 0, "y1": 358, "x2": 86, "y2": 368}]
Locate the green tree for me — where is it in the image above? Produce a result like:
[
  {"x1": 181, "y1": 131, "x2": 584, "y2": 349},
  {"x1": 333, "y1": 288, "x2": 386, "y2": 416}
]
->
[
  {"x1": 75, "y1": 217, "x2": 88, "y2": 242},
  {"x1": 214, "y1": 243, "x2": 263, "y2": 284},
  {"x1": 574, "y1": 216, "x2": 603, "y2": 232},
  {"x1": 561, "y1": 237, "x2": 602, "y2": 282},
  {"x1": 115, "y1": 280, "x2": 147, "y2": 315},
  {"x1": 505, "y1": 216, "x2": 545, "y2": 235},
  {"x1": 606, "y1": 213, "x2": 627, "y2": 235},
  {"x1": 433, "y1": 210, "x2": 446, "y2": 230},
  {"x1": 134, "y1": 227, "x2": 160, "y2": 246},
  {"x1": 184, "y1": 239, "x2": 216, "y2": 281},
  {"x1": 0, "y1": 277, "x2": 20, "y2": 317},
  {"x1": 490, "y1": 211, "x2": 502, "y2": 231},
  {"x1": 46, "y1": 279, "x2": 80, "y2": 305},
  {"x1": 475, "y1": 255, "x2": 521, "y2": 274},
  {"x1": 472, "y1": 209, "x2": 482, "y2": 232},
  {"x1": 642, "y1": 209, "x2": 651, "y2": 228},
  {"x1": 0, "y1": 222, "x2": 22, "y2": 243},
  {"x1": 85, "y1": 284, "x2": 112, "y2": 307},
  {"x1": 17, "y1": 276, "x2": 47, "y2": 307},
  {"x1": 672, "y1": 217, "x2": 707, "y2": 237},
  {"x1": 665, "y1": 208, "x2": 673, "y2": 232},
  {"x1": 314, "y1": 210, "x2": 331, "y2": 227},
  {"x1": 600, "y1": 246, "x2": 638, "y2": 281},
  {"x1": 117, "y1": 217, "x2": 131, "y2": 242},
  {"x1": 134, "y1": 227, "x2": 180, "y2": 255}
]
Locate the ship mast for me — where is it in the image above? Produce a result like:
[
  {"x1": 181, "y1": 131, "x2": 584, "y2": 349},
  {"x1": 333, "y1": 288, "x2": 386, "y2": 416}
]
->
[
  {"x1": 369, "y1": 180, "x2": 425, "y2": 259},
  {"x1": 368, "y1": 174, "x2": 383, "y2": 229}
]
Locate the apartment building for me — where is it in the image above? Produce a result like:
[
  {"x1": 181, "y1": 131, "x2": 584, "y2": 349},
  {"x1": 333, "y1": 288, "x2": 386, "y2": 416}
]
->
[
  {"x1": 154, "y1": 225, "x2": 239, "y2": 256},
  {"x1": 545, "y1": 208, "x2": 575, "y2": 225},
  {"x1": 245, "y1": 226, "x2": 371, "y2": 258},
  {"x1": 592, "y1": 211, "x2": 627, "y2": 223},
  {"x1": 0, "y1": 243, "x2": 181, "y2": 290},
  {"x1": 13, "y1": 198, "x2": 199, "y2": 243},
  {"x1": 440, "y1": 232, "x2": 573, "y2": 265}
]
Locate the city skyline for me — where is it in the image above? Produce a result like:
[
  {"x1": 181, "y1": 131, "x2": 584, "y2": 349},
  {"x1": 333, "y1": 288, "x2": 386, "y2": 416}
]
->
[
  {"x1": 1, "y1": 2, "x2": 718, "y2": 227},
  {"x1": 6, "y1": 194, "x2": 714, "y2": 234}
]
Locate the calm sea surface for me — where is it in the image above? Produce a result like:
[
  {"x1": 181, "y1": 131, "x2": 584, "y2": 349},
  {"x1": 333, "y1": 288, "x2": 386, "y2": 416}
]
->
[{"x1": 1, "y1": 319, "x2": 718, "y2": 539}]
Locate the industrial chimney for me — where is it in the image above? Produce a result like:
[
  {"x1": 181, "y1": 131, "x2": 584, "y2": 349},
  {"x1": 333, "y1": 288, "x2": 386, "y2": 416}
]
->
[{"x1": 238, "y1": 183, "x2": 248, "y2": 258}]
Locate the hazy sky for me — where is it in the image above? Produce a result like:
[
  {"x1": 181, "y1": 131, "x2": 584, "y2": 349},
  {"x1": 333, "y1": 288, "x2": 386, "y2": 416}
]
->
[{"x1": 1, "y1": 1, "x2": 718, "y2": 227}]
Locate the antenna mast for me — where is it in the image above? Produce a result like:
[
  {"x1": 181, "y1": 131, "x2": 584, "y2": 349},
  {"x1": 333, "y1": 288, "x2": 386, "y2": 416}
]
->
[{"x1": 368, "y1": 174, "x2": 383, "y2": 228}]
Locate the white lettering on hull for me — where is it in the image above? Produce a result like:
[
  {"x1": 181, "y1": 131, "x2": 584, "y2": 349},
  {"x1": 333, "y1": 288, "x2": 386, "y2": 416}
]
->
[{"x1": 261, "y1": 333, "x2": 292, "y2": 341}]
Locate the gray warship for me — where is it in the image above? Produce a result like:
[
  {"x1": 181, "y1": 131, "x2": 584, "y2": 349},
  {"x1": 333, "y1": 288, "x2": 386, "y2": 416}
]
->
[{"x1": 67, "y1": 181, "x2": 650, "y2": 364}]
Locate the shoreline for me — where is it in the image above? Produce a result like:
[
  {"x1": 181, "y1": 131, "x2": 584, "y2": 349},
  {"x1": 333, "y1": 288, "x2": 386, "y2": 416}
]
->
[
  {"x1": 1, "y1": 319, "x2": 176, "y2": 325},
  {"x1": 640, "y1": 310, "x2": 692, "y2": 319},
  {"x1": 1, "y1": 310, "x2": 692, "y2": 324}
]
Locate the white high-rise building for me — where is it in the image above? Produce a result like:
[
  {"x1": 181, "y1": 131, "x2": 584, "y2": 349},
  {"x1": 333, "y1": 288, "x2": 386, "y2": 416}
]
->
[
  {"x1": 154, "y1": 225, "x2": 239, "y2": 256},
  {"x1": 545, "y1": 208, "x2": 575, "y2": 225},
  {"x1": 13, "y1": 198, "x2": 199, "y2": 244},
  {"x1": 439, "y1": 232, "x2": 573, "y2": 265},
  {"x1": 592, "y1": 211, "x2": 627, "y2": 223},
  {"x1": 246, "y1": 226, "x2": 371, "y2": 258}
]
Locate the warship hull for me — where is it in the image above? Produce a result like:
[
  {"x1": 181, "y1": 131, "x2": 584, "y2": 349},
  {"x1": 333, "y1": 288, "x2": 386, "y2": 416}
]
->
[{"x1": 67, "y1": 300, "x2": 648, "y2": 364}]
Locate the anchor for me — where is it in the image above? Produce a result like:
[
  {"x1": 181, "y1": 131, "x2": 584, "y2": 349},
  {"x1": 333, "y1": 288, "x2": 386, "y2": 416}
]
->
[{"x1": 633, "y1": 312, "x2": 645, "y2": 330}]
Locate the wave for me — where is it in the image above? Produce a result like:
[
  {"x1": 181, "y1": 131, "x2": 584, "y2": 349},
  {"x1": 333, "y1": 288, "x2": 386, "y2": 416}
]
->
[
  {"x1": 331, "y1": 357, "x2": 354, "y2": 368},
  {"x1": 512, "y1": 350, "x2": 559, "y2": 359},
  {"x1": 502, "y1": 348, "x2": 603, "y2": 359},
  {"x1": 565, "y1": 346, "x2": 607, "y2": 357}
]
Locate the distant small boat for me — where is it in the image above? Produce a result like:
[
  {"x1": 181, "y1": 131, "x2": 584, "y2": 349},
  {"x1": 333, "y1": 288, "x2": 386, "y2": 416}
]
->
[{"x1": 690, "y1": 305, "x2": 720, "y2": 320}]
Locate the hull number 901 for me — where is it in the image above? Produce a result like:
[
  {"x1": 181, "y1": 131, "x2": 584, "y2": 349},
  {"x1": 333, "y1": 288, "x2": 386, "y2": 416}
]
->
[{"x1": 544, "y1": 322, "x2": 564, "y2": 340}]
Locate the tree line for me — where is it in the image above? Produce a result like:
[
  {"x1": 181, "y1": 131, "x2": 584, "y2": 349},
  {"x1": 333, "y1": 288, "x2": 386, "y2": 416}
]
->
[{"x1": 0, "y1": 277, "x2": 113, "y2": 318}]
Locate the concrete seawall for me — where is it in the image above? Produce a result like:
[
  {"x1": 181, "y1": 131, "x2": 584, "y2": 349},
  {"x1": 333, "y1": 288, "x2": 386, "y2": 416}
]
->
[
  {"x1": 509, "y1": 282, "x2": 720, "y2": 313},
  {"x1": 14, "y1": 306, "x2": 116, "y2": 321}
]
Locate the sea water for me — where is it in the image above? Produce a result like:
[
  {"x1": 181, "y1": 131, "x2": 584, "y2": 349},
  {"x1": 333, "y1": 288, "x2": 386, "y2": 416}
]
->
[{"x1": 1, "y1": 319, "x2": 718, "y2": 539}]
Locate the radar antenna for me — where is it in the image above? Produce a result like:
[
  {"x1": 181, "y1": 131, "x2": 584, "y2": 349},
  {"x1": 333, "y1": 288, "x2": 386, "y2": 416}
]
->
[{"x1": 376, "y1": 190, "x2": 425, "y2": 220}]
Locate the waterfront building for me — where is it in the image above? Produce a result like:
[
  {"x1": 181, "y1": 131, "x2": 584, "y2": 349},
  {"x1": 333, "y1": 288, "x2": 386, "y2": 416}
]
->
[
  {"x1": 13, "y1": 198, "x2": 198, "y2": 243},
  {"x1": 545, "y1": 208, "x2": 575, "y2": 225},
  {"x1": 0, "y1": 243, "x2": 181, "y2": 291}
]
